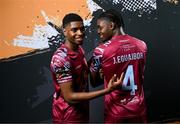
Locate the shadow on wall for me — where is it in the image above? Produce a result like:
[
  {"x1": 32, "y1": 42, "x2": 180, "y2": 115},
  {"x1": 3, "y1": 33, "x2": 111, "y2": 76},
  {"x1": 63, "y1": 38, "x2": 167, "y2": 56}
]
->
[{"x1": 0, "y1": 49, "x2": 54, "y2": 122}]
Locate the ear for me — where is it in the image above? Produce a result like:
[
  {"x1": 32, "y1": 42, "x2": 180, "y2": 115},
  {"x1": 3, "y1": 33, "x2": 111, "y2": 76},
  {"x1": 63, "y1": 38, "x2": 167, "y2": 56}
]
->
[
  {"x1": 109, "y1": 22, "x2": 115, "y2": 30},
  {"x1": 62, "y1": 28, "x2": 67, "y2": 36}
]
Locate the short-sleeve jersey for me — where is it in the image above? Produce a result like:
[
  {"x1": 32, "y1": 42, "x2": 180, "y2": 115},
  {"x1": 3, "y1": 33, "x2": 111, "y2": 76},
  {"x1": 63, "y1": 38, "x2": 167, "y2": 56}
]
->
[
  {"x1": 50, "y1": 43, "x2": 89, "y2": 123},
  {"x1": 90, "y1": 34, "x2": 147, "y2": 119}
]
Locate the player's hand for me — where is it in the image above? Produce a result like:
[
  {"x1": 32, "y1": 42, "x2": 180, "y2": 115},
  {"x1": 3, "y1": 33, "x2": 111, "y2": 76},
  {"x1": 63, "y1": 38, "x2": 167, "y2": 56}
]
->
[{"x1": 107, "y1": 73, "x2": 124, "y2": 92}]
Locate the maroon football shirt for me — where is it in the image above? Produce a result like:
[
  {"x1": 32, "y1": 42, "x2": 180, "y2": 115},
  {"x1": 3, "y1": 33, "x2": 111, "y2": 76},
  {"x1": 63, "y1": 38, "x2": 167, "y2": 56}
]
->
[
  {"x1": 50, "y1": 43, "x2": 89, "y2": 123},
  {"x1": 90, "y1": 34, "x2": 147, "y2": 123}
]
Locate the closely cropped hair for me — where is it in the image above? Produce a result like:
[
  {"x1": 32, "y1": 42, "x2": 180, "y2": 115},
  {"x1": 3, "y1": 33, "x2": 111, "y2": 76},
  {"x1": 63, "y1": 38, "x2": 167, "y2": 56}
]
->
[
  {"x1": 97, "y1": 9, "x2": 124, "y2": 28},
  {"x1": 62, "y1": 13, "x2": 83, "y2": 28}
]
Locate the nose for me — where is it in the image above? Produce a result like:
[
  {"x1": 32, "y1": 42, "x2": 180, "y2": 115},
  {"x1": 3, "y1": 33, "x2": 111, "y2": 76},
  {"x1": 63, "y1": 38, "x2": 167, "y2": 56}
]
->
[
  {"x1": 77, "y1": 29, "x2": 83, "y2": 35},
  {"x1": 97, "y1": 28, "x2": 101, "y2": 35}
]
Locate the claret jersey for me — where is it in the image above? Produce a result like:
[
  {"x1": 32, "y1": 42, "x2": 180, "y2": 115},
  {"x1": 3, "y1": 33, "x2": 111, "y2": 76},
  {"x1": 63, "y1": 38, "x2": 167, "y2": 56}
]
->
[
  {"x1": 90, "y1": 34, "x2": 147, "y2": 122},
  {"x1": 50, "y1": 43, "x2": 89, "y2": 123}
]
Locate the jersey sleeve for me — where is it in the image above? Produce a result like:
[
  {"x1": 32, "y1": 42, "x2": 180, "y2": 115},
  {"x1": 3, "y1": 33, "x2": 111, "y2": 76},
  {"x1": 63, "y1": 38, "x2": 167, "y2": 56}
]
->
[
  {"x1": 50, "y1": 50, "x2": 72, "y2": 84},
  {"x1": 90, "y1": 46, "x2": 103, "y2": 72}
]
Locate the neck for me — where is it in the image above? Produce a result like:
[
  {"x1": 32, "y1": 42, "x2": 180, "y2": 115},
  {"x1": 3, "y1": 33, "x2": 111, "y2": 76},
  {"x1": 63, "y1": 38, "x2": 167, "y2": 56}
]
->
[
  {"x1": 65, "y1": 40, "x2": 78, "y2": 52},
  {"x1": 113, "y1": 26, "x2": 125, "y2": 36}
]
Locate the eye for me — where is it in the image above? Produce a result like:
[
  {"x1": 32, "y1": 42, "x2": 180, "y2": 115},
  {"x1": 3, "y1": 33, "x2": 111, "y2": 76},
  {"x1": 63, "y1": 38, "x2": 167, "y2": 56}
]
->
[
  {"x1": 71, "y1": 27, "x2": 85, "y2": 33},
  {"x1": 71, "y1": 28, "x2": 78, "y2": 33},
  {"x1": 97, "y1": 25, "x2": 102, "y2": 31},
  {"x1": 80, "y1": 27, "x2": 85, "y2": 32}
]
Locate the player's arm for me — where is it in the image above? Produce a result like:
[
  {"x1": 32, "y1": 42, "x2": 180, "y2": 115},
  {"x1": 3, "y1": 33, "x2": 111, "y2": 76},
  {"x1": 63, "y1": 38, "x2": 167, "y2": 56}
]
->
[
  {"x1": 88, "y1": 52, "x2": 104, "y2": 87},
  {"x1": 87, "y1": 57, "x2": 101, "y2": 87},
  {"x1": 90, "y1": 69, "x2": 104, "y2": 87},
  {"x1": 60, "y1": 73, "x2": 124, "y2": 104}
]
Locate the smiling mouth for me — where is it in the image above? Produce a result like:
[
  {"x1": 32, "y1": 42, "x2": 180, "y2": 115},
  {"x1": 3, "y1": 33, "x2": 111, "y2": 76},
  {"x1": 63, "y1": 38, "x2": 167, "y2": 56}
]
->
[
  {"x1": 100, "y1": 35, "x2": 104, "y2": 39},
  {"x1": 76, "y1": 37, "x2": 83, "y2": 40},
  {"x1": 75, "y1": 38, "x2": 83, "y2": 43},
  {"x1": 76, "y1": 36, "x2": 83, "y2": 39}
]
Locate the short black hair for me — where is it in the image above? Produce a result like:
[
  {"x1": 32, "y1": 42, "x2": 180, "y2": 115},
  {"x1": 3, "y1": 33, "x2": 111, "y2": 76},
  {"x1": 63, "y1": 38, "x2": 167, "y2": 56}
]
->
[
  {"x1": 97, "y1": 9, "x2": 124, "y2": 28},
  {"x1": 62, "y1": 13, "x2": 83, "y2": 28}
]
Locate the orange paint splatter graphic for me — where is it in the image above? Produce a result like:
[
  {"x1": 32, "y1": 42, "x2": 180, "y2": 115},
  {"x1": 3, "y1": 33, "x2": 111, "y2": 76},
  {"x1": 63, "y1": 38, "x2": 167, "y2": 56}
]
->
[{"x1": 0, "y1": 0, "x2": 96, "y2": 60}]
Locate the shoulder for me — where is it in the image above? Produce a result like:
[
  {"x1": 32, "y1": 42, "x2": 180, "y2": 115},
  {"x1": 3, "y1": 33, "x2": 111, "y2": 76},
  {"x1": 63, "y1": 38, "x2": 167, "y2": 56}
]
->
[
  {"x1": 129, "y1": 35, "x2": 147, "y2": 50},
  {"x1": 53, "y1": 46, "x2": 68, "y2": 60},
  {"x1": 93, "y1": 43, "x2": 106, "y2": 55},
  {"x1": 51, "y1": 46, "x2": 70, "y2": 68}
]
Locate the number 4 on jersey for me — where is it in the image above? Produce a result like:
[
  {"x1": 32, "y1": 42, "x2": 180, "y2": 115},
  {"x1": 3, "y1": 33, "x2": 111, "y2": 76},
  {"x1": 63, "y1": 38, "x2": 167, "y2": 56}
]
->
[{"x1": 122, "y1": 65, "x2": 137, "y2": 95}]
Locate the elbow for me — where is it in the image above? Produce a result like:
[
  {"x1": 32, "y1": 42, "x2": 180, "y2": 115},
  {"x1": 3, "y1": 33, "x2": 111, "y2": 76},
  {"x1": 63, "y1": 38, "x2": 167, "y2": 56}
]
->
[
  {"x1": 63, "y1": 94, "x2": 78, "y2": 104},
  {"x1": 90, "y1": 72, "x2": 103, "y2": 88}
]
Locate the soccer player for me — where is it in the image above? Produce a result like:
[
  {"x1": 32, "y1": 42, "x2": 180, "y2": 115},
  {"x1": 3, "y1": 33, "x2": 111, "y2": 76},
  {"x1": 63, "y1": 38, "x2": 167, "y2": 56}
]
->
[
  {"x1": 50, "y1": 13, "x2": 124, "y2": 123},
  {"x1": 90, "y1": 9, "x2": 147, "y2": 123}
]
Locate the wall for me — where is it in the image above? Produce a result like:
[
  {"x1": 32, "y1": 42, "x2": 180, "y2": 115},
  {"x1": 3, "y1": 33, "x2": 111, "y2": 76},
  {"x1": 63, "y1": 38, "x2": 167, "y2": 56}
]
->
[{"x1": 0, "y1": 0, "x2": 180, "y2": 123}]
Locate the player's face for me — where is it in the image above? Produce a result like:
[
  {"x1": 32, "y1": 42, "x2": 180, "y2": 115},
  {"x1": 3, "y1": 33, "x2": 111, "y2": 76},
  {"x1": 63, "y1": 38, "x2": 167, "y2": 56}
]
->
[
  {"x1": 63, "y1": 21, "x2": 85, "y2": 45},
  {"x1": 97, "y1": 19, "x2": 113, "y2": 42}
]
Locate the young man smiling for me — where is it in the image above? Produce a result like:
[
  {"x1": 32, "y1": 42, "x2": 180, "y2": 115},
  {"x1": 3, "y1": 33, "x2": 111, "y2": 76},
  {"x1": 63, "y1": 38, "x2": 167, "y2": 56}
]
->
[
  {"x1": 90, "y1": 9, "x2": 148, "y2": 123},
  {"x1": 50, "y1": 13, "x2": 124, "y2": 123}
]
